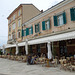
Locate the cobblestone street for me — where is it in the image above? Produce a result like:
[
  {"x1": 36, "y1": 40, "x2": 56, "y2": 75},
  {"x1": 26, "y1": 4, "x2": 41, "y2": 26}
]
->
[{"x1": 0, "y1": 58, "x2": 74, "y2": 75}]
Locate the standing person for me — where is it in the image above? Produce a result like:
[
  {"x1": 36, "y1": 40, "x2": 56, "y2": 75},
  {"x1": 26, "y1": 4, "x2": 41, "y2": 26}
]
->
[{"x1": 74, "y1": 54, "x2": 75, "y2": 60}]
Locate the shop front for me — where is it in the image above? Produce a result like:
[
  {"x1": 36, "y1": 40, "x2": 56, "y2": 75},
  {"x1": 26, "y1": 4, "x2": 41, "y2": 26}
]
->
[{"x1": 5, "y1": 31, "x2": 75, "y2": 59}]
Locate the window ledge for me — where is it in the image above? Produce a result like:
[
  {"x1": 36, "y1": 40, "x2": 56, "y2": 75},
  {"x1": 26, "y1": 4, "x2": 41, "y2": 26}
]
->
[{"x1": 55, "y1": 24, "x2": 65, "y2": 27}]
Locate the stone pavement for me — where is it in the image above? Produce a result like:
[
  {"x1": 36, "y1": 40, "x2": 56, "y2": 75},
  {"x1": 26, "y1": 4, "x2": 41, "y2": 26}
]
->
[{"x1": 0, "y1": 58, "x2": 74, "y2": 75}]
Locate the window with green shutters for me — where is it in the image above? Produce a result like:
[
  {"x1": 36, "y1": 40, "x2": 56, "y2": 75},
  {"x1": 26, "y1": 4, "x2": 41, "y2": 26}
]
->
[
  {"x1": 45, "y1": 19, "x2": 50, "y2": 30},
  {"x1": 26, "y1": 26, "x2": 33, "y2": 36},
  {"x1": 35, "y1": 23, "x2": 39, "y2": 33},
  {"x1": 54, "y1": 12, "x2": 66, "y2": 26},
  {"x1": 42, "y1": 19, "x2": 50, "y2": 30},
  {"x1": 70, "y1": 8, "x2": 75, "y2": 21}
]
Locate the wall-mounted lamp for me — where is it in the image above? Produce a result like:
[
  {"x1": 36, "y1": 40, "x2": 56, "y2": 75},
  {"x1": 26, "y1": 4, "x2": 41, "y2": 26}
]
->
[{"x1": 68, "y1": 27, "x2": 70, "y2": 29}]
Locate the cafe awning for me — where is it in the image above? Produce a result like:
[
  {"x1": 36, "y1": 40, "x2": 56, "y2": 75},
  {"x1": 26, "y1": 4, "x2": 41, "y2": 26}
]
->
[
  {"x1": 28, "y1": 31, "x2": 75, "y2": 45},
  {"x1": 5, "y1": 31, "x2": 75, "y2": 48}
]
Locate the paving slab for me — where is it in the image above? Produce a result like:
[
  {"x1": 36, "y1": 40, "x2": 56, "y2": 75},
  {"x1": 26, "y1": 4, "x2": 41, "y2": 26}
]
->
[{"x1": 0, "y1": 58, "x2": 75, "y2": 75}]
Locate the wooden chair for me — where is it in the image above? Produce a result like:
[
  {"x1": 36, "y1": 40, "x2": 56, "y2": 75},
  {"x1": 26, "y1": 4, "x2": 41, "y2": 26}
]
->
[
  {"x1": 7, "y1": 55, "x2": 11, "y2": 59},
  {"x1": 69, "y1": 65, "x2": 75, "y2": 71},
  {"x1": 2, "y1": 55, "x2": 5, "y2": 58},
  {"x1": 22, "y1": 56, "x2": 27, "y2": 62},
  {"x1": 16, "y1": 56, "x2": 21, "y2": 61},
  {"x1": 0, "y1": 55, "x2": 1, "y2": 58},
  {"x1": 59, "y1": 59, "x2": 64, "y2": 69},
  {"x1": 63, "y1": 59, "x2": 68, "y2": 70},
  {"x1": 52, "y1": 59, "x2": 58, "y2": 67},
  {"x1": 35, "y1": 57, "x2": 39, "y2": 64},
  {"x1": 38, "y1": 57, "x2": 46, "y2": 66},
  {"x1": 14, "y1": 56, "x2": 17, "y2": 60},
  {"x1": 63, "y1": 56, "x2": 65, "y2": 59},
  {"x1": 4, "y1": 55, "x2": 7, "y2": 59},
  {"x1": 11, "y1": 55, "x2": 14, "y2": 60}
]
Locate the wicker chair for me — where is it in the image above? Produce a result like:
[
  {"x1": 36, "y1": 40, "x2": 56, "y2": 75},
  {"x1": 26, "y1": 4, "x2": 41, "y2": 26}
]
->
[
  {"x1": 14, "y1": 56, "x2": 17, "y2": 60},
  {"x1": 22, "y1": 56, "x2": 27, "y2": 62},
  {"x1": 0, "y1": 55, "x2": 1, "y2": 58},
  {"x1": 69, "y1": 65, "x2": 75, "y2": 71},
  {"x1": 53, "y1": 59, "x2": 58, "y2": 67},
  {"x1": 2, "y1": 55, "x2": 5, "y2": 58},
  {"x1": 7, "y1": 55, "x2": 11, "y2": 59},
  {"x1": 59, "y1": 59, "x2": 64, "y2": 70},
  {"x1": 4, "y1": 55, "x2": 7, "y2": 58},
  {"x1": 11, "y1": 55, "x2": 14, "y2": 60}
]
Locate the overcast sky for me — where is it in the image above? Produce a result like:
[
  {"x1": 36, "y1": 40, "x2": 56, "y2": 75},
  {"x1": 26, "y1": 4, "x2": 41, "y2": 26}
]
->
[{"x1": 0, "y1": 0, "x2": 63, "y2": 46}]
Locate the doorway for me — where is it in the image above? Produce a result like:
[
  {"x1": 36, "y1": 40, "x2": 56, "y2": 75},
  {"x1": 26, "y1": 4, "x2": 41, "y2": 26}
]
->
[
  {"x1": 37, "y1": 44, "x2": 41, "y2": 57},
  {"x1": 59, "y1": 41, "x2": 67, "y2": 57}
]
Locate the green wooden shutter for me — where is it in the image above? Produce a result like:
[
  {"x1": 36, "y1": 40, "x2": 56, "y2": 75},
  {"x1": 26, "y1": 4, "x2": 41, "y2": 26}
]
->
[
  {"x1": 42, "y1": 21, "x2": 45, "y2": 30},
  {"x1": 26, "y1": 28, "x2": 29, "y2": 36},
  {"x1": 53, "y1": 16, "x2": 58, "y2": 26},
  {"x1": 38, "y1": 23, "x2": 39, "y2": 32},
  {"x1": 48, "y1": 19, "x2": 50, "y2": 29},
  {"x1": 35, "y1": 25, "x2": 36, "y2": 33},
  {"x1": 31, "y1": 26, "x2": 33, "y2": 34},
  {"x1": 21, "y1": 29, "x2": 24, "y2": 37},
  {"x1": 70, "y1": 8, "x2": 75, "y2": 21},
  {"x1": 63, "y1": 12, "x2": 67, "y2": 24}
]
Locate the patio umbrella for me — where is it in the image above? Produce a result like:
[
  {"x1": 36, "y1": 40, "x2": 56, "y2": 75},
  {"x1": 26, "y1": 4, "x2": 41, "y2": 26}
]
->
[
  {"x1": 47, "y1": 42, "x2": 52, "y2": 59},
  {"x1": 15, "y1": 42, "x2": 19, "y2": 55}
]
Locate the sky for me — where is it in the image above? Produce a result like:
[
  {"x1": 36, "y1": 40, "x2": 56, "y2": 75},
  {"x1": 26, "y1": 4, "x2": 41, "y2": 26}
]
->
[{"x1": 0, "y1": 0, "x2": 63, "y2": 46}]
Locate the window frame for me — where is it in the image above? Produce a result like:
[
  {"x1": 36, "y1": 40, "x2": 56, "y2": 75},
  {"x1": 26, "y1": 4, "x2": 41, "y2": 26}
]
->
[
  {"x1": 9, "y1": 35, "x2": 11, "y2": 40},
  {"x1": 24, "y1": 30, "x2": 26, "y2": 36},
  {"x1": 57, "y1": 14, "x2": 64, "y2": 26},
  {"x1": 17, "y1": 31, "x2": 20, "y2": 38},
  {"x1": 18, "y1": 19, "x2": 21, "y2": 27},
  {"x1": 9, "y1": 26, "x2": 11, "y2": 32},
  {"x1": 13, "y1": 15, "x2": 16, "y2": 20},
  {"x1": 45, "y1": 20, "x2": 50, "y2": 30},
  {"x1": 54, "y1": 12, "x2": 66, "y2": 27},
  {"x1": 12, "y1": 33, "x2": 16, "y2": 39},
  {"x1": 9, "y1": 19, "x2": 11, "y2": 24},
  {"x1": 35, "y1": 23, "x2": 39, "y2": 33},
  {"x1": 12, "y1": 22, "x2": 16, "y2": 30},
  {"x1": 18, "y1": 10, "x2": 21, "y2": 16},
  {"x1": 29, "y1": 27, "x2": 31, "y2": 35}
]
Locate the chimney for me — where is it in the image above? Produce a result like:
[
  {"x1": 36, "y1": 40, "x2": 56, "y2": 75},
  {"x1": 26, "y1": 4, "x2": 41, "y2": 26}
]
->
[{"x1": 41, "y1": 10, "x2": 43, "y2": 13}]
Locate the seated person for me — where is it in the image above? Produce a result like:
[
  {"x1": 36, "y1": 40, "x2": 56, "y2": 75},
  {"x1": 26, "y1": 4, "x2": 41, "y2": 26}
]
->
[
  {"x1": 31, "y1": 55, "x2": 37, "y2": 64},
  {"x1": 27, "y1": 54, "x2": 32, "y2": 65},
  {"x1": 74, "y1": 55, "x2": 75, "y2": 60}
]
